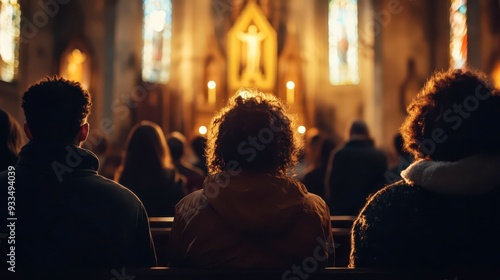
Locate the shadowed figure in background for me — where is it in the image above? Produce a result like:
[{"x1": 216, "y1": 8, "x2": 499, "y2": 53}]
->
[
  {"x1": 0, "y1": 77, "x2": 156, "y2": 273},
  {"x1": 116, "y1": 121, "x2": 186, "y2": 217},
  {"x1": 301, "y1": 129, "x2": 336, "y2": 200},
  {"x1": 325, "y1": 120, "x2": 388, "y2": 215},
  {"x1": 350, "y1": 69, "x2": 500, "y2": 269},
  {"x1": 0, "y1": 108, "x2": 23, "y2": 171},
  {"x1": 167, "y1": 131, "x2": 205, "y2": 193},
  {"x1": 385, "y1": 133, "x2": 414, "y2": 184},
  {"x1": 168, "y1": 89, "x2": 334, "y2": 268},
  {"x1": 191, "y1": 135, "x2": 208, "y2": 175}
]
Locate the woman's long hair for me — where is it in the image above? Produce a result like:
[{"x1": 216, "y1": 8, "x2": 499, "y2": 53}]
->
[
  {"x1": 116, "y1": 121, "x2": 174, "y2": 186},
  {"x1": 0, "y1": 109, "x2": 23, "y2": 170}
]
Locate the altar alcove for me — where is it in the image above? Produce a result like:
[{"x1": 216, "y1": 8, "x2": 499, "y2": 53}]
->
[{"x1": 192, "y1": 0, "x2": 309, "y2": 136}]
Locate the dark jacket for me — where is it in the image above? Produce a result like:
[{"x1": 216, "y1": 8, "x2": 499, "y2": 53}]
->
[
  {"x1": 173, "y1": 161, "x2": 204, "y2": 193},
  {"x1": 0, "y1": 141, "x2": 157, "y2": 271},
  {"x1": 168, "y1": 173, "x2": 334, "y2": 268},
  {"x1": 327, "y1": 140, "x2": 387, "y2": 215},
  {"x1": 302, "y1": 165, "x2": 328, "y2": 199},
  {"x1": 350, "y1": 156, "x2": 500, "y2": 268},
  {"x1": 119, "y1": 168, "x2": 185, "y2": 217}
]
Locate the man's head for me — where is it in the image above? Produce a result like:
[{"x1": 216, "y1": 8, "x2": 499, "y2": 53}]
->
[
  {"x1": 348, "y1": 120, "x2": 371, "y2": 141},
  {"x1": 167, "y1": 131, "x2": 187, "y2": 162},
  {"x1": 206, "y1": 89, "x2": 301, "y2": 175},
  {"x1": 191, "y1": 136, "x2": 206, "y2": 160},
  {"x1": 22, "y1": 76, "x2": 92, "y2": 146},
  {"x1": 401, "y1": 68, "x2": 500, "y2": 161}
]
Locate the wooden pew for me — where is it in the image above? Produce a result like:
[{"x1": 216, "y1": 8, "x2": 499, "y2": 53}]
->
[
  {"x1": 148, "y1": 216, "x2": 357, "y2": 228},
  {"x1": 149, "y1": 216, "x2": 356, "y2": 267}
]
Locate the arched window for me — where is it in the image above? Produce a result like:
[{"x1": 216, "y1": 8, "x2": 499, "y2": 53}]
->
[
  {"x1": 328, "y1": 0, "x2": 358, "y2": 85},
  {"x1": 450, "y1": 0, "x2": 467, "y2": 69},
  {"x1": 0, "y1": 0, "x2": 21, "y2": 82},
  {"x1": 142, "y1": 0, "x2": 172, "y2": 83}
]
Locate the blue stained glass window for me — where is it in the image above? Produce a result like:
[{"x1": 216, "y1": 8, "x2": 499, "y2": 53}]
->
[
  {"x1": 142, "y1": 0, "x2": 172, "y2": 83},
  {"x1": 450, "y1": 0, "x2": 467, "y2": 69}
]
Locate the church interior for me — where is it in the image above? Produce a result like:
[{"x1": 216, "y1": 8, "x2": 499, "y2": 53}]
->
[
  {"x1": 4, "y1": 0, "x2": 500, "y2": 275},
  {"x1": 1, "y1": 0, "x2": 500, "y2": 158}
]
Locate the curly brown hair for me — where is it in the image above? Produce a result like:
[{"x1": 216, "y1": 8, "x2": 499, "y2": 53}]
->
[
  {"x1": 401, "y1": 68, "x2": 500, "y2": 161},
  {"x1": 206, "y1": 89, "x2": 301, "y2": 175},
  {"x1": 22, "y1": 76, "x2": 92, "y2": 145}
]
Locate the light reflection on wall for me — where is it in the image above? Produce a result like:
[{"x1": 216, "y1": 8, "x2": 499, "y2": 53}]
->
[
  {"x1": 328, "y1": 0, "x2": 359, "y2": 85},
  {"x1": 450, "y1": 0, "x2": 467, "y2": 69},
  {"x1": 0, "y1": 0, "x2": 20, "y2": 82},
  {"x1": 142, "y1": 0, "x2": 172, "y2": 83}
]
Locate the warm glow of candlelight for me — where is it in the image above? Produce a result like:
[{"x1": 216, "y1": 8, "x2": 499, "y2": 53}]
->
[
  {"x1": 286, "y1": 81, "x2": 295, "y2": 103},
  {"x1": 199, "y1": 126, "x2": 208, "y2": 135},
  {"x1": 208, "y1": 80, "x2": 216, "y2": 105},
  {"x1": 298, "y1": 125, "x2": 306, "y2": 134}
]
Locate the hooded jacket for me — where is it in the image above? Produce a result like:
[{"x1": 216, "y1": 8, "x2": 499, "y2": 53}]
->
[
  {"x1": 168, "y1": 173, "x2": 333, "y2": 268},
  {"x1": 0, "y1": 141, "x2": 157, "y2": 271},
  {"x1": 350, "y1": 155, "x2": 500, "y2": 268}
]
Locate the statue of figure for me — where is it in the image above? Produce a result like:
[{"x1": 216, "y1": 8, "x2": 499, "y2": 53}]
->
[{"x1": 237, "y1": 25, "x2": 266, "y2": 76}]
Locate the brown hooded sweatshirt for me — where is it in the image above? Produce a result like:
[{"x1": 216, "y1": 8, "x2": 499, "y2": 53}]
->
[{"x1": 168, "y1": 172, "x2": 334, "y2": 268}]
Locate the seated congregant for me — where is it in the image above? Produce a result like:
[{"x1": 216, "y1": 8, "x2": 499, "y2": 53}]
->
[
  {"x1": 301, "y1": 129, "x2": 335, "y2": 200},
  {"x1": 0, "y1": 108, "x2": 23, "y2": 171},
  {"x1": 0, "y1": 77, "x2": 156, "y2": 271},
  {"x1": 350, "y1": 69, "x2": 500, "y2": 268},
  {"x1": 325, "y1": 120, "x2": 388, "y2": 215},
  {"x1": 168, "y1": 90, "x2": 334, "y2": 268},
  {"x1": 116, "y1": 121, "x2": 186, "y2": 216},
  {"x1": 190, "y1": 135, "x2": 208, "y2": 176},
  {"x1": 167, "y1": 131, "x2": 205, "y2": 193},
  {"x1": 385, "y1": 133, "x2": 414, "y2": 184}
]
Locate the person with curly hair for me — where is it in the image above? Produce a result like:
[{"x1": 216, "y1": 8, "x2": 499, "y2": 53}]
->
[
  {"x1": 0, "y1": 76, "x2": 156, "y2": 272},
  {"x1": 350, "y1": 69, "x2": 500, "y2": 268},
  {"x1": 168, "y1": 89, "x2": 334, "y2": 268}
]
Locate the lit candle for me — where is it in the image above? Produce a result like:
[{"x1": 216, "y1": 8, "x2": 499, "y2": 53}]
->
[
  {"x1": 207, "y1": 80, "x2": 216, "y2": 105},
  {"x1": 286, "y1": 81, "x2": 295, "y2": 104}
]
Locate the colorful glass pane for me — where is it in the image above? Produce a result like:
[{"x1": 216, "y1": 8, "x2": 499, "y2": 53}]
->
[
  {"x1": 0, "y1": 0, "x2": 20, "y2": 82},
  {"x1": 142, "y1": 0, "x2": 172, "y2": 83},
  {"x1": 450, "y1": 0, "x2": 467, "y2": 69},
  {"x1": 329, "y1": 0, "x2": 359, "y2": 85}
]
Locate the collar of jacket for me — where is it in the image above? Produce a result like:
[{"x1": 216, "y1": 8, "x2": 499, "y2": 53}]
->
[
  {"x1": 400, "y1": 154, "x2": 500, "y2": 195},
  {"x1": 17, "y1": 140, "x2": 99, "y2": 176}
]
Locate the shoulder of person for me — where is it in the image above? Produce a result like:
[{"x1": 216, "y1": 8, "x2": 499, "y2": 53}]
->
[
  {"x1": 174, "y1": 190, "x2": 208, "y2": 222},
  {"x1": 359, "y1": 181, "x2": 421, "y2": 217},
  {"x1": 93, "y1": 174, "x2": 145, "y2": 208}
]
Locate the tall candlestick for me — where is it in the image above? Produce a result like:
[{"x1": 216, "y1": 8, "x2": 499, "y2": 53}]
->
[
  {"x1": 286, "y1": 81, "x2": 295, "y2": 104},
  {"x1": 208, "y1": 80, "x2": 216, "y2": 105}
]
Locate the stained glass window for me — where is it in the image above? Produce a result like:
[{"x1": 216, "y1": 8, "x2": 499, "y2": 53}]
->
[
  {"x1": 0, "y1": 0, "x2": 21, "y2": 82},
  {"x1": 142, "y1": 0, "x2": 172, "y2": 83},
  {"x1": 329, "y1": 0, "x2": 358, "y2": 85},
  {"x1": 450, "y1": 0, "x2": 467, "y2": 69}
]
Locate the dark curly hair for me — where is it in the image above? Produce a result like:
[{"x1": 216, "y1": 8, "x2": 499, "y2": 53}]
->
[
  {"x1": 22, "y1": 76, "x2": 92, "y2": 145},
  {"x1": 401, "y1": 68, "x2": 500, "y2": 161},
  {"x1": 206, "y1": 89, "x2": 301, "y2": 175}
]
